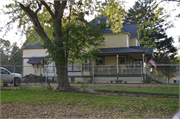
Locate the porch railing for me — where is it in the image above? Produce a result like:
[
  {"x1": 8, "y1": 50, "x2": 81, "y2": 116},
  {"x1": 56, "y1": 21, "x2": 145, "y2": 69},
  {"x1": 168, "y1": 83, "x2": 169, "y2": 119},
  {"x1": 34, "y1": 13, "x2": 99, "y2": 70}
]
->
[{"x1": 94, "y1": 66, "x2": 141, "y2": 75}]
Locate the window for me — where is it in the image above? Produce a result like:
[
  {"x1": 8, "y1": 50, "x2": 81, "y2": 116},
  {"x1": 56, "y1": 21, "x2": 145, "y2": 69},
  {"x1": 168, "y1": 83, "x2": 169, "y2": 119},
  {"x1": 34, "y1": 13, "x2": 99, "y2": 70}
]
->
[
  {"x1": 43, "y1": 62, "x2": 54, "y2": 73},
  {"x1": 68, "y1": 63, "x2": 82, "y2": 71},
  {"x1": 100, "y1": 20, "x2": 106, "y2": 29},
  {"x1": 96, "y1": 57, "x2": 104, "y2": 65},
  {"x1": 73, "y1": 63, "x2": 82, "y2": 71},
  {"x1": 127, "y1": 35, "x2": 130, "y2": 47},
  {"x1": 98, "y1": 19, "x2": 109, "y2": 29},
  {"x1": 83, "y1": 59, "x2": 90, "y2": 71},
  {"x1": 1, "y1": 69, "x2": 10, "y2": 74},
  {"x1": 119, "y1": 57, "x2": 125, "y2": 65},
  {"x1": 136, "y1": 39, "x2": 140, "y2": 46}
]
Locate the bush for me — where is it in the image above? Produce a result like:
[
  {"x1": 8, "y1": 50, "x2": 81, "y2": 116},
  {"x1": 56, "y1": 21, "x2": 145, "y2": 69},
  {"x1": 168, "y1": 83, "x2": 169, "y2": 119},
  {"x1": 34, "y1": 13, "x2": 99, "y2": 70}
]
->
[
  {"x1": 150, "y1": 82, "x2": 155, "y2": 84},
  {"x1": 0, "y1": 80, "x2": 3, "y2": 85},
  {"x1": 146, "y1": 76, "x2": 151, "y2": 83},
  {"x1": 76, "y1": 81, "x2": 84, "y2": 84}
]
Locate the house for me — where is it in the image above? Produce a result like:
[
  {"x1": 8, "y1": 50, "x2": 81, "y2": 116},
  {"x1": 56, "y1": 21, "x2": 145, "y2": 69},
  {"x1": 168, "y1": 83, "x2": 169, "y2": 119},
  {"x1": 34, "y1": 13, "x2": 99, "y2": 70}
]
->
[{"x1": 22, "y1": 16, "x2": 153, "y2": 83}]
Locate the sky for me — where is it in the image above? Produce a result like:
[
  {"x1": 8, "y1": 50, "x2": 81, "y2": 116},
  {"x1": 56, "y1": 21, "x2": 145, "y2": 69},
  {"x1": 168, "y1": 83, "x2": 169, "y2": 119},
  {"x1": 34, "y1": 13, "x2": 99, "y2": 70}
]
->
[{"x1": 0, "y1": 0, "x2": 180, "y2": 51}]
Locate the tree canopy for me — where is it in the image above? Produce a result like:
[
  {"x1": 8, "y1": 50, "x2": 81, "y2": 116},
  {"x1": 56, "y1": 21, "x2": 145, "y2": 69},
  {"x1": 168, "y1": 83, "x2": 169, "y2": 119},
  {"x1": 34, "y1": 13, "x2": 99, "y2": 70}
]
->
[
  {"x1": 0, "y1": 39, "x2": 22, "y2": 73},
  {"x1": 2, "y1": 0, "x2": 126, "y2": 88}
]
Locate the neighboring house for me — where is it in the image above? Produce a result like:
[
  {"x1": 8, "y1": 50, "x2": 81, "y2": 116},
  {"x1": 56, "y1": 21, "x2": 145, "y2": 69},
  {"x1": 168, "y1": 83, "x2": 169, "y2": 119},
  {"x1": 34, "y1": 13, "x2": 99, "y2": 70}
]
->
[{"x1": 22, "y1": 15, "x2": 153, "y2": 83}]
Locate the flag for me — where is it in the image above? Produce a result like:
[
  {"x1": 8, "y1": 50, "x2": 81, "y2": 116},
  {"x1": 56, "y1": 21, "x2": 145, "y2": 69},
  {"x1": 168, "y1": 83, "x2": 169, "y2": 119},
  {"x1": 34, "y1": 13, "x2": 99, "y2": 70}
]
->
[{"x1": 149, "y1": 58, "x2": 156, "y2": 68}]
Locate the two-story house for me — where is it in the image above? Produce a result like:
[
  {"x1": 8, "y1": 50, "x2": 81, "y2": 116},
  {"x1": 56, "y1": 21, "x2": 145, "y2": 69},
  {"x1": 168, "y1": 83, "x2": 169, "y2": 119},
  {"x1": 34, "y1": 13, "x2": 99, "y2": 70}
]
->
[{"x1": 22, "y1": 16, "x2": 153, "y2": 83}]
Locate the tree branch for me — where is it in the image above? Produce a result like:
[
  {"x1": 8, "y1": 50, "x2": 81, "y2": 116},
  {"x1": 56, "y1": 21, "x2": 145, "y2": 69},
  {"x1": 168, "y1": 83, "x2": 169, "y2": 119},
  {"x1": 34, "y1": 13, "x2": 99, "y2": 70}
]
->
[
  {"x1": 57, "y1": 1, "x2": 67, "y2": 20},
  {"x1": 153, "y1": 0, "x2": 180, "y2": 11},
  {"x1": 35, "y1": 0, "x2": 42, "y2": 15},
  {"x1": 18, "y1": 2, "x2": 51, "y2": 47},
  {"x1": 41, "y1": 0, "x2": 55, "y2": 19}
]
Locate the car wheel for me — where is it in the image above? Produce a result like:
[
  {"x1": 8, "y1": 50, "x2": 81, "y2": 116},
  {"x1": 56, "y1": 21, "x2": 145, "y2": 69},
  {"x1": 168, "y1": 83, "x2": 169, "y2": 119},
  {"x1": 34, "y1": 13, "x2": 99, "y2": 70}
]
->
[
  {"x1": 14, "y1": 78, "x2": 20, "y2": 86},
  {"x1": 3, "y1": 84, "x2": 8, "y2": 87}
]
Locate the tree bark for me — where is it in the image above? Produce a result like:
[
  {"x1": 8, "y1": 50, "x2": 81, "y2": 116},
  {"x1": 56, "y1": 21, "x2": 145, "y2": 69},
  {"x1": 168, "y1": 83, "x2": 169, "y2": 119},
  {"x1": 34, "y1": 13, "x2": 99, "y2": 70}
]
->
[{"x1": 55, "y1": 62, "x2": 69, "y2": 89}]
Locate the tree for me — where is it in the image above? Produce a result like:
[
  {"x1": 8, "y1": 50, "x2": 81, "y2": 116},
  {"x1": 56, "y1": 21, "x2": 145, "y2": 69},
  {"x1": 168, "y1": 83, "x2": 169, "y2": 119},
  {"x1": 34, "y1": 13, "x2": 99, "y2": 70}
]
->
[
  {"x1": 0, "y1": 38, "x2": 11, "y2": 65},
  {"x1": 123, "y1": 0, "x2": 177, "y2": 81},
  {"x1": 2, "y1": 0, "x2": 126, "y2": 89},
  {"x1": 8, "y1": 42, "x2": 23, "y2": 74},
  {"x1": 123, "y1": 0, "x2": 177, "y2": 60},
  {"x1": 155, "y1": 53, "x2": 177, "y2": 83},
  {"x1": 0, "y1": 39, "x2": 22, "y2": 73}
]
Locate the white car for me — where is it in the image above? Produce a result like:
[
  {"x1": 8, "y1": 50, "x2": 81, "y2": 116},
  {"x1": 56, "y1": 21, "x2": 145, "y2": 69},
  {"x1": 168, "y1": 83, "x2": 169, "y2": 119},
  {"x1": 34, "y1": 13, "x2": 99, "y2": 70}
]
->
[{"x1": 0, "y1": 67, "x2": 22, "y2": 86}]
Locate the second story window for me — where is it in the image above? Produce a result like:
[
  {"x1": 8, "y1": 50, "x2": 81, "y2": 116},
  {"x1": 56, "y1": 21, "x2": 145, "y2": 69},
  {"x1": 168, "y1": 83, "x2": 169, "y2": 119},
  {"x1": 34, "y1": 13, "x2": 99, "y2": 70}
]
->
[
  {"x1": 98, "y1": 19, "x2": 109, "y2": 29},
  {"x1": 136, "y1": 39, "x2": 140, "y2": 46}
]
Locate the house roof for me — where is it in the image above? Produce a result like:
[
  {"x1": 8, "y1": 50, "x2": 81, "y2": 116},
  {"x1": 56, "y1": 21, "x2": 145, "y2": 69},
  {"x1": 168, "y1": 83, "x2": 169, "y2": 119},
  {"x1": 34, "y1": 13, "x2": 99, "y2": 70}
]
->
[
  {"x1": 102, "y1": 24, "x2": 139, "y2": 37},
  {"x1": 23, "y1": 40, "x2": 42, "y2": 49},
  {"x1": 90, "y1": 15, "x2": 139, "y2": 37},
  {"x1": 97, "y1": 46, "x2": 153, "y2": 55}
]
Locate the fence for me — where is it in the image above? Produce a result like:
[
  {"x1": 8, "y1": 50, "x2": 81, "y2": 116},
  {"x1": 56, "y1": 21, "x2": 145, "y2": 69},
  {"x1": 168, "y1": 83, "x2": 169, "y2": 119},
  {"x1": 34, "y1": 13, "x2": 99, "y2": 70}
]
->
[{"x1": 0, "y1": 64, "x2": 179, "y2": 94}]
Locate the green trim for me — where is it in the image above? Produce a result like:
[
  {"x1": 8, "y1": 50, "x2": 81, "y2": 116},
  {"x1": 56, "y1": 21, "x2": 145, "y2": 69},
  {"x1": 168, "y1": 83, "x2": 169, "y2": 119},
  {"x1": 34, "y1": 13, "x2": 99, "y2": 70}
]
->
[
  {"x1": 68, "y1": 76, "x2": 92, "y2": 77},
  {"x1": 24, "y1": 48, "x2": 44, "y2": 49},
  {"x1": 96, "y1": 53, "x2": 144, "y2": 56},
  {"x1": 22, "y1": 57, "x2": 31, "y2": 59},
  {"x1": 94, "y1": 74, "x2": 141, "y2": 77}
]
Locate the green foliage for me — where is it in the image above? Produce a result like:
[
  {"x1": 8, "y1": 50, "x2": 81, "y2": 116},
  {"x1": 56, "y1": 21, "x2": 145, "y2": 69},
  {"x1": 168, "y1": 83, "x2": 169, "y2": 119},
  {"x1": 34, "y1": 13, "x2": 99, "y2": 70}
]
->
[
  {"x1": 0, "y1": 38, "x2": 11, "y2": 65},
  {"x1": 98, "y1": 0, "x2": 126, "y2": 34},
  {"x1": 8, "y1": 42, "x2": 23, "y2": 73},
  {"x1": 0, "y1": 39, "x2": 22, "y2": 73},
  {"x1": 150, "y1": 82, "x2": 155, "y2": 84}
]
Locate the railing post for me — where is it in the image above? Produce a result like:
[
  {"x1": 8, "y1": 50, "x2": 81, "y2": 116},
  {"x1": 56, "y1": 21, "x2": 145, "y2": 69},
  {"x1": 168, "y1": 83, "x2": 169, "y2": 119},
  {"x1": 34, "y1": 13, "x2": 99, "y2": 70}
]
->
[
  {"x1": 45, "y1": 64, "x2": 48, "y2": 90},
  {"x1": 140, "y1": 61, "x2": 143, "y2": 92},
  {"x1": 92, "y1": 62, "x2": 94, "y2": 90}
]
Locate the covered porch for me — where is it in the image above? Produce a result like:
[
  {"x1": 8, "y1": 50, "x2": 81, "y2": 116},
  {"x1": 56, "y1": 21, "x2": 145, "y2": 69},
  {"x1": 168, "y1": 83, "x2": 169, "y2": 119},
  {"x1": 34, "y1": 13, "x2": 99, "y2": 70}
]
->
[{"x1": 94, "y1": 46, "x2": 153, "y2": 77}]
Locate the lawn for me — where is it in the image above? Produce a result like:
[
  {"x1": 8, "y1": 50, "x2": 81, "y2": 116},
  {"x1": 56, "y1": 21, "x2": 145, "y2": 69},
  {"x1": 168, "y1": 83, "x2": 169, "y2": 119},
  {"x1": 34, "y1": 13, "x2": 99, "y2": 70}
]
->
[
  {"x1": 1, "y1": 88, "x2": 179, "y2": 118},
  {"x1": 72, "y1": 84, "x2": 179, "y2": 94}
]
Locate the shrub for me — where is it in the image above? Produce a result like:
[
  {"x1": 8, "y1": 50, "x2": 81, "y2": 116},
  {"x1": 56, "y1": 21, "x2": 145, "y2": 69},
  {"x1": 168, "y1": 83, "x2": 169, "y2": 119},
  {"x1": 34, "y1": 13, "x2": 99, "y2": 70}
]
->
[{"x1": 150, "y1": 82, "x2": 155, "y2": 84}]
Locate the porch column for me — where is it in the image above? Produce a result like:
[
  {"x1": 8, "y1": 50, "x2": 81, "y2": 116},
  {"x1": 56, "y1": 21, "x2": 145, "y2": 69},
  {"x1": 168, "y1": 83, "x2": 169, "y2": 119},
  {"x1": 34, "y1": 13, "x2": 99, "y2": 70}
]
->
[
  {"x1": 142, "y1": 54, "x2": 145, "y2": 73},
  {"x1": 117, "y1": 54, "x2": 119, "y2": 74}
]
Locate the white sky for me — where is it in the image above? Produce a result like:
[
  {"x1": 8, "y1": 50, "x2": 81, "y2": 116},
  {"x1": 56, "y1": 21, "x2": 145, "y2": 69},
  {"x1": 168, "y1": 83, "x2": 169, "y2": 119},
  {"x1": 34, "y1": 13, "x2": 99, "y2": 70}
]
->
[{"x1": 0, "y1": 0, "x2": 180, "y2": 52}]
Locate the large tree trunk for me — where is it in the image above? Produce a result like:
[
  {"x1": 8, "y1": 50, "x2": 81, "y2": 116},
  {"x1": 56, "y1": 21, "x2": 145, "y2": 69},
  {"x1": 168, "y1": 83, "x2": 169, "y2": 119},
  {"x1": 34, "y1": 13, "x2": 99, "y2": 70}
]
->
[{"x1": 56, "y1": 62, "x2": 69, "y2": 89}]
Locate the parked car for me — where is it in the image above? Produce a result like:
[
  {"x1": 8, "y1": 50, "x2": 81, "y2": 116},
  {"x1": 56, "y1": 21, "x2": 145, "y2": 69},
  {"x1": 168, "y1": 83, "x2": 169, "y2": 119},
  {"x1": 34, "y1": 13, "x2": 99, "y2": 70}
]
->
[{"x1": 0, "y1": 67, "x2": 22, "y2": 86}]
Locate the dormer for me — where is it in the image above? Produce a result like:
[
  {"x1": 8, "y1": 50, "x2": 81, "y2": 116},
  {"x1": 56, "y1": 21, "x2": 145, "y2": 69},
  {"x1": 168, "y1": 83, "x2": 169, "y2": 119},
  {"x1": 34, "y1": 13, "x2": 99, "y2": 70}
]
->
[{"x1": 98, "y1": 18, "x2": 109, "y2": 29}]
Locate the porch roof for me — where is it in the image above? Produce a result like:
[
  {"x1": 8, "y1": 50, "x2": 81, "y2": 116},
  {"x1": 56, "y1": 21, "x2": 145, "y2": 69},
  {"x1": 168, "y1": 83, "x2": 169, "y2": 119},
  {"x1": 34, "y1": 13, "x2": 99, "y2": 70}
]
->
[
  {"x1": 96, "y1": 46, "x2": 153, "y2": 60},
  {"x1": 27, "y1": 57, "x2": 44, "y2": 64}
]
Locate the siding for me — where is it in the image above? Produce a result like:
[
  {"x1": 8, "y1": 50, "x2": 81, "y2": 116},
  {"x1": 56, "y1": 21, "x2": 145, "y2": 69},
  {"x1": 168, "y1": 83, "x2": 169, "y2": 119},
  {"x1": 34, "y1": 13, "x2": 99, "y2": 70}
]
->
[
  {"x1": 98, "y1": 33, "x2": 127, "y2": 48},
  {"x1": 23, "y1": 49, "x2": 47, "y2": 58}
]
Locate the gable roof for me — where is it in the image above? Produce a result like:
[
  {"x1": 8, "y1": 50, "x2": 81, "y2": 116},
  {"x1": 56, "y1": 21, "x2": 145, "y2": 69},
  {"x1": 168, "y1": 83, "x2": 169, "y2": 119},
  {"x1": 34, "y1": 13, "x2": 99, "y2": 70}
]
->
[
  {"x1": 90, "y1": 15, "x2": 139, "y2": 37},
  {"x1": 23, "y1": 40, "x2": 42, "y2": 49}
]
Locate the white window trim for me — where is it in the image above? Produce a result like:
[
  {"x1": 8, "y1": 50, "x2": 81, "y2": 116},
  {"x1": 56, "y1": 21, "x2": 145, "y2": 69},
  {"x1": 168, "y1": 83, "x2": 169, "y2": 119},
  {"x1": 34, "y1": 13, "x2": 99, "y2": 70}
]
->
[{"x1": 127, "y1": 35, "x2": 129, "y2": 47}]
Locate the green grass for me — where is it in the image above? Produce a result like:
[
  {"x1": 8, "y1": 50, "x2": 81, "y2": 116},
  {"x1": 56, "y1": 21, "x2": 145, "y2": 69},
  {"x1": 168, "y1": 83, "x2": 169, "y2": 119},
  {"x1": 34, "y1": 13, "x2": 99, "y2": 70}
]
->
[
  {"x1": 1, "y1": 89, "x2": 179, "y2": 118},
  {"x1": 73, "y1": 85, "x2": 179, "y2": 94}
]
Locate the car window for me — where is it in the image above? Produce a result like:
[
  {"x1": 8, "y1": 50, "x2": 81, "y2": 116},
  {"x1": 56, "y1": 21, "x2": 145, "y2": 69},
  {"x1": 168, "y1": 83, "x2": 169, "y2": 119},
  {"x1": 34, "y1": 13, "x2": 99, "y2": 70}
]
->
[{"x1": 1, "y1": 69, "x2": 10, "y2": 74}]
